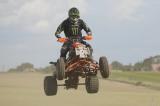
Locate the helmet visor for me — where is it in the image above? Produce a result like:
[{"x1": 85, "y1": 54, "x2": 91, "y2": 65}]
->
[
  {"x1": 69, "y1": 15, "x2": 79, "y2": 22},
  {"x1": 70, "y1": 15, "x2": 79, "y2": 18}
]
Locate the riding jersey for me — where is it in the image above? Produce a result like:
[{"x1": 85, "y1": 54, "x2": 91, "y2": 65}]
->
[{"x1": 55, "y1": 18, "x2": 91, "y2": 38}]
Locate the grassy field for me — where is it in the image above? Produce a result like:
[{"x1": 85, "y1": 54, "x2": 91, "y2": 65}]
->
[
  {"x1": 0, "y1": 72, "x2": 160, "y2": 106},
  {"x1": 109, "y1": 70, "x2": 160, "y2": 90}
]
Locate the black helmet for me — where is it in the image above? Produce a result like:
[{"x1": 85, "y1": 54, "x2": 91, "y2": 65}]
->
[{"x1": 68, "y1": 7, "x2": 80, "y2": 18}]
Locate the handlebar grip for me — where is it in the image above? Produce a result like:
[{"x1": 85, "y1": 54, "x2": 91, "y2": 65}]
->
[{"x1": 83, "y1": 35, "x2": 93, "y2": 40}]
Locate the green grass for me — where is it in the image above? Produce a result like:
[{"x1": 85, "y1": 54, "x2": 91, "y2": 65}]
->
[{"x1": 109, "y1": 70, "x2": 160, "y2": 89}]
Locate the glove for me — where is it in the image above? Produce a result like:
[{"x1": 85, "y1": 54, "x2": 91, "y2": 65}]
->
[
  {"x1": 57, "y1": 38, "x2": 68, "y2": 43},
  {"x1": 55, "y1": 34, "x2": 61, "y2": 38},
  {"x1": 83, "y1": 35, "x2": 93, "y2": 40}
]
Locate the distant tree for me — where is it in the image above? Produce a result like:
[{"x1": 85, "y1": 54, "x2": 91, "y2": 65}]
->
[
  {"x1": 16, "y1": 63, "x2": 34, "y2": 72},
  {"x1": 8, "y1": 63, "x2": 34, "y2": 72},
  {"x1": 8, "y1": 68, "x2": 17, "y2": 72},
  {"x1": 123, "y1": 64, "x2": 133, "y2": 71},
  {"x1": 111, "y1": 61, "x2": 124, "y2": 70},
  {"x1": 153, "y1": 55, "x2": 160, "y2": 63},
  {"x1": 37, "y1": 65, "x2": 55, "y2": 73},
  {"x1": 134, "y1": 62, "x2": 143, "y2": 71},
  {"x1": 142, "y1": 58, "x2": 152, "y2": 71}
]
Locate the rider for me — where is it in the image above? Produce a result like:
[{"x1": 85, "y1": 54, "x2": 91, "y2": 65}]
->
[{"x1": 55, "y1": 7, "x2": 93, "y2": 59}]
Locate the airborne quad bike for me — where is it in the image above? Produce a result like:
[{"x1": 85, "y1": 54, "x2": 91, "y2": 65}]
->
[{"x1": 44, "y1": 36, "x2": 110, "y2": 96}]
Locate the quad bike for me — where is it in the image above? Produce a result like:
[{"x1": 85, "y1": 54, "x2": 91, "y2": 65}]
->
[{"x1": 44, "y1": 36, "x2": 110, "y2": 96}]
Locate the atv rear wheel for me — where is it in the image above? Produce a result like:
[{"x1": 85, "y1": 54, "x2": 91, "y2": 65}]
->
[
  {"x1": 44, "y1": 76, "x2": 57, "y2": 96},
  {"x1": 56, "y1": 57, "x2": 65, "y2": 80},
  {"x1": 99, "y1": 56, "x2": 110, "y2": 78},
  {"x1": 85, "y1": 76, "x2": 99, "y2": 93}
]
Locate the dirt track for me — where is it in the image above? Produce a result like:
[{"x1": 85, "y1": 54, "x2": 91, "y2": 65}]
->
[{"x1": 0, "y1": 73, "x2": 160, "y2": 106}]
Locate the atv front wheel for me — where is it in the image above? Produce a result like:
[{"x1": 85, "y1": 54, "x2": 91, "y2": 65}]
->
[
  {"x1": 56, "y1": 57, "x2": 65, "y2": 80},
  {"x1": 99, "y1": 56, "x2": 110, "y2": 78},
  {"x1": 44, "y1": 76, "x2": 57, "y2": 96},
  {"x1": 85, "y1": 76, "x2": 99, "y2": 93}
]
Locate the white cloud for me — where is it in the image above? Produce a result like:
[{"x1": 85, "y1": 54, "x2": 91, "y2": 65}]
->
[
  {"x1": 35, "y1": 20, "x2": 49, "y2": 30},
  {"x1": 0, "y1": 0, "x2": 88, "y2": 33},
  {"x1": 0, "y1": 0, "x2": 88, "y2": 69},
  {"x1": 107, "y1": 0, "x2": 144, "y2": 21}
]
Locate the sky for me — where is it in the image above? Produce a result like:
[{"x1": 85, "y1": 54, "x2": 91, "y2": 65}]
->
[{"x1": 0, "y1": 0, "x2": 160, "y2": 71}]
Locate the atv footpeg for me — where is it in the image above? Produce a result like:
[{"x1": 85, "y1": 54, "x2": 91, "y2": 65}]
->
[{"x1": 49, "y1": 61, "x2": 57, "y2": 65}]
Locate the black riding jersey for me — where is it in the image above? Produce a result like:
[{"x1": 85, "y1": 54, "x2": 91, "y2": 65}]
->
[{"x1": 55, "y1": 18, "x2": 91, "y2": 38}]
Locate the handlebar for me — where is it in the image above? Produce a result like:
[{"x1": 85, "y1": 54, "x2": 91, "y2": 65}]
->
[{"x1": 57, "y1": 35, "x2": 93, "y2": 43}]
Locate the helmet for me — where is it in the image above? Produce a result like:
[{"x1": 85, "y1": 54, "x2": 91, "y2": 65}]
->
[
  {"x1": 68, "y1": 7, "x2": 80, "y2": 18},
  {"x1": 68, "y1": 7, "x2": 80, "y2": 23}
]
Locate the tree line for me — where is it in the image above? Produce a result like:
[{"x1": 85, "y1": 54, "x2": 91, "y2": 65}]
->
[
  {"x1": 111, "y1": 55, "x2": 160, "y2": 71},
  {"x1": 8, "y1": 55, "x2": 160, "y2": 72},
  {"x1": 8, "y1": 63, "x2": 55, "y2": 73}
]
